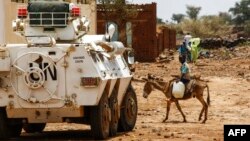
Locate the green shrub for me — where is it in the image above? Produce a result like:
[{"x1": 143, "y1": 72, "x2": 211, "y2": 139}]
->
[{"x1": 176, "y1": 16, "x2": 231, "y2": 38}]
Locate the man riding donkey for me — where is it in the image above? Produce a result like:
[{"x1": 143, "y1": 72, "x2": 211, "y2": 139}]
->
[
  {"x1": 143, "y1": 49, "x2": 210, "y2": 123},
  {"x1": 176, "y1": 54, "x2": 195, "y2": 98}
]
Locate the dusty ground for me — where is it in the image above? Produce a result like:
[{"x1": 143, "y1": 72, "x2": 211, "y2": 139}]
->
[{"x1": 12, "y1": 46, "x2": 250, "y2": 141}]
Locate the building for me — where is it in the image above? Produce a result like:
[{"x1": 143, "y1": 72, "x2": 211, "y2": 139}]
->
[
  {"x1": 97, "y1": 3, "x2": 176, "y2": 62},
  {"x1": 0, "y1": 0, "x2": 97, "y2": 43}
]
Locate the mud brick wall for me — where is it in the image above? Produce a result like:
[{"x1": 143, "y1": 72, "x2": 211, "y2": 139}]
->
[
  {"x1": 97, "y1": 3, "x2": 176, "y2": 62},
  {"x1": 157, "y1": 26, "x2": 176, "y2": 52},
  {"x1": 97, "y1": 3, "x2": 157, "y2": 62}
]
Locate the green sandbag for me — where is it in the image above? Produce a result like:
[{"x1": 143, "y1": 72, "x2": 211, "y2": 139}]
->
[
  {"x1": 28, "y1": 1, "x2": 69, "y2": 13},
  {"x1": 190, "y1": 38, "x2": 200, "y2": 62},
  {"x1": 28, "y1": 1, "x2": 69, "y2": 26}
]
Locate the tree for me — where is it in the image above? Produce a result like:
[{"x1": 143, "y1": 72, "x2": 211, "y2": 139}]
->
[
  {"x1": 157, "y1": 18, "x2": 164, "y2": 24},
  {"x1": 218, "y1": 12, "x2": 232, "y2": 24},
  {"x1": 97, "y1": 0, "x2": 137, "y2": 22},
  {"x1": 186, "y1": 5, "x2": 201, "y2": 20},
  {"x1": 171, "y1": 13, "x2": 185, "y2": 23},
  {"x1": 229, "y1": 0, "x2": 250, "y2": 25}
]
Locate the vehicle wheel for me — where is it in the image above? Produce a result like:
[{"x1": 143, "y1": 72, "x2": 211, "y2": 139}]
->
[
  {"x1": 109, "y1": 94, "x2": 119, "y2": 136},
  {"x1": 0, "y1": 109, "x2": 11, "y2": 139},
  {"x1": 118, "y1": 84, "x2": 138, "y2": 132},
  {"x1": 23, "y1": 123, "x2": 46, "y2": 133},
  {"x1": 10, "y1": 123, "x2": 23, "y2": 137},
  {"x1": 90, "y1": 93, "x2": 110, "y2": 139}
]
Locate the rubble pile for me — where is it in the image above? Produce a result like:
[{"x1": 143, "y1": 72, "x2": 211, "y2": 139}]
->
[
  {"x1": 155, "y1": 49, "x2": 175, "y2": 63},
  {"x1": 200, "y1": 37, "x2": 249, "y2": 49},
  {"x1": 199, "y1": 46, "x2": 250, "y2": 60}
]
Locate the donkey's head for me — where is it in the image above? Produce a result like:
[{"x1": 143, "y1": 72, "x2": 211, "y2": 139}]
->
[
  {"x1": 142, "y1": 74, "x2": 163, "y2": 99},
  {"x1": 143, "y1": 81, "x2": 154, "y2": 98}
]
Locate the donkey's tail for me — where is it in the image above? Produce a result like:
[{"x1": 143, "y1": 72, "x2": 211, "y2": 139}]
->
[{"x1": 206, "y1": 84, "x2": 210, "y2": 106}]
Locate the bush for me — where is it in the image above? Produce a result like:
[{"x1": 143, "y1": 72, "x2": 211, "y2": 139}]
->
[
  {"x1": 244, "y1": 20, "x2": 250, "y2": 36},
  {"x1": 176, "y1": 16, "x2": 231, "y2": 38}
]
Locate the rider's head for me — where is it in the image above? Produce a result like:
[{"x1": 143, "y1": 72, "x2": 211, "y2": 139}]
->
[{"x1": 179, "y1": 55, "x2": 186, "y2": 64}]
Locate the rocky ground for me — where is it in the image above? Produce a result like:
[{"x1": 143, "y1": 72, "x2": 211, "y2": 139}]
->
[{"x1": 11, "y1": 45, "x2": 250, "y2": 141}]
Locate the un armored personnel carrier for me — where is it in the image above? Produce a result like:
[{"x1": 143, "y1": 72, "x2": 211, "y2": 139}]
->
[{"x1": 0, "y1": 0, "x2": 137, "y2": 139}]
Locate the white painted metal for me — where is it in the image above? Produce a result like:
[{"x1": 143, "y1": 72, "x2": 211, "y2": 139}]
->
[{"x1": 0, "y1": 1, "x2": 133, "y2": 124}]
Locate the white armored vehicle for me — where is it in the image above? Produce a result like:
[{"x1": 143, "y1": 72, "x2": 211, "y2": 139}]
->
[{"x1": 0, "y1": 0, "x2": 137, "y2": 139}]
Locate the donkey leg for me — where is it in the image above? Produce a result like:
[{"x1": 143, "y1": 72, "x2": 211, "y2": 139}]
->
[
  {"x1": 197, "y1": 96, "x2": 208, "y2": 123},
  {"x1": 198, "y1": 107, "x2": 205, "y2": 121},
  {"x1": 175, "y1": 101, "x2": 186, "y2": 122},
  {"x1": 163, "y1": 100, "x2": 171, "y2": 122}
]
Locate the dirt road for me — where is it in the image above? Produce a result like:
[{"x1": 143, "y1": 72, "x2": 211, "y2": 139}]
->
[{"x1": 12, "y1": 46, "x2": 250, "y2": 141}]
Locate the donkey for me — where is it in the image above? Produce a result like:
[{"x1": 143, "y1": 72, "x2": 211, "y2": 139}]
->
[{"x1": 143, "y1": 74, "x2": 210, "y2": 123}]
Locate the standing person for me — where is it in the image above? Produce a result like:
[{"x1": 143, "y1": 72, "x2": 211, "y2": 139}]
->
[
  {"x1": 178, "y1": 41, "x2": 190, "y2": 62},
  {"x1": 184, "y1": 32, "x2": 192, "y2": 48},
  {"x1": 184, "y1": 32, "x2": 192, "y2": 62}
]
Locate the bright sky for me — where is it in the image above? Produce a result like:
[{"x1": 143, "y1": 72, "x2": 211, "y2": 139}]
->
[{"x1": 129, "y1": 0, "x2": 240, "y2": 22}]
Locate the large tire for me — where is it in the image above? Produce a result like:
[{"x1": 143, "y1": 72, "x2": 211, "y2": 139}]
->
[
  {"x1": 0, "y1": 108, "x2": 22, "y2": 139},
  {"x1": 90, "y1": 93, "x2": 110, "y2": 139},
  {"x1": 23, "y1": 123, "x2": 46, "y2": 133},
  {"x1": 109, "y1": 94, "x2": 119, "y2": 136},
  {"x1": 10, "y1": 123, "x2": 23, "y2": 137},
  {"x1": 0, "y1": 109, "x2": 11, "y2": 139},
  {"x1": 118, "y1": 84, "x2": 138, "y2": 132}
]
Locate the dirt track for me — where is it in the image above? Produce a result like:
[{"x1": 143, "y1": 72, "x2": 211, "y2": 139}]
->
[{"x1": 12, "y1": 46, "x2": 250, "y2": 141}]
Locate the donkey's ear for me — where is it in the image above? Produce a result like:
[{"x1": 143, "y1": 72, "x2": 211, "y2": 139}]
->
[
  {"x1": 155, "y1": 77, "x2": 162, "y2": 81},
  {"x1": 142, "y1": 77, "x2": 148, "y2": 81},
  {"x1": 148, "y1": 73, "x2": 155, "y2": 79},
  {"x1": 147, "y1": 73, "x2": 151, "y2": 79}
]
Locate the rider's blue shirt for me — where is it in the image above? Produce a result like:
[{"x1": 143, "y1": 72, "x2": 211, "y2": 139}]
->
[{"x1": 180, "y1": 62, "x2": 191, "y2": 80}]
